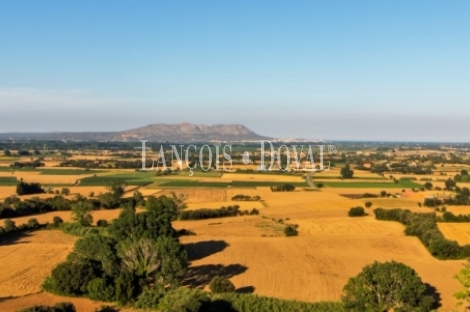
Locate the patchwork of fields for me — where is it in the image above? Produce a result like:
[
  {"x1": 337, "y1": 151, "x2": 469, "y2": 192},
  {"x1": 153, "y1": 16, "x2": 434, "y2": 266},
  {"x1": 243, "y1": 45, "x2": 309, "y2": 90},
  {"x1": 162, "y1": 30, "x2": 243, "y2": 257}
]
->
[{"x1": 1, "y1": 159, "x2": 470, "y2": 311}]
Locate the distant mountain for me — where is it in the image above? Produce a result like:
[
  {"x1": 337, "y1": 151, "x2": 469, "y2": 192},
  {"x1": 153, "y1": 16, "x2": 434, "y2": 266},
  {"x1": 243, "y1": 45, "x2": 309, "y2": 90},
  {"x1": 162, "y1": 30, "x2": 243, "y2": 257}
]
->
[{"x1": 0, "y1": 123, "x2": 271, "y2": 142}]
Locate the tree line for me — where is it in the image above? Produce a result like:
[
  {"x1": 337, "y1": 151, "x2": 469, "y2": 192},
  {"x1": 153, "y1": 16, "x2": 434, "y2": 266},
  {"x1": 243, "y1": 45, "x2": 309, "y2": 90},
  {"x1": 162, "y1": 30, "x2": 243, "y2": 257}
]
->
[{"x1": 374, "y1": 208, "x2": 470, "y2": 259}]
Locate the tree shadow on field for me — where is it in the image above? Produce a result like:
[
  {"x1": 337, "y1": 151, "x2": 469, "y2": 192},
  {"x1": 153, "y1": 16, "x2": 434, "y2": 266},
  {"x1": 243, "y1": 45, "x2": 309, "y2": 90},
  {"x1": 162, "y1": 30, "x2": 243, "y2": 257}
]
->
[
  {"x1": 424, "y1": 283, "x2": 442, "y2": 310},
  {"x1": 183, "y1": 263, "x2": 248, "y2": 287},
  {"x1": 0, "y1": 230, "x2": 33, "y2": 246},
  {"x1": 236, "y1": 286, "x2": 255, "y2": 294},
  {"x1": 184, "y1": 240, "x2": 229, "y2": 261}
]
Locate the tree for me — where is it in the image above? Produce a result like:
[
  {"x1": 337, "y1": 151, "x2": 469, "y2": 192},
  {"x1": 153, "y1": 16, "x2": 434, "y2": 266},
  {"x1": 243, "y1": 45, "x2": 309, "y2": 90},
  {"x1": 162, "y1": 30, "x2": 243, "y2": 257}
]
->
[
  {"x1": 4, "y1": 219, "x2": 16, "y2": 232},
  {"x1": 445, "y1": 178, "x2": 456, "y2": 190},
  {"x1": 52, "y1": 216, "x2": 64, "y2": 227},
  {"x1": 27, "y1": 218, "x2": 40, "y2": 229},
  {"x1": 68, "y1": 234, "x2": 119, "y2": 276},
  {"x1": 348, "y1": 207, "x2": 366, "y2": 217},
  {"x1": 71, "y1": 201, "x2": 93, "y2": 226},
  {"x1": 365, "y1": 202, "x2": 373, "y2": 208},
  {"x1": 284, "y1": 225, "x2": 298, "y2": 236},
  {"x1": 342, "y1": 261, "x2": 435, "y2": 311},
  {"x1": 46, "y1": 261, "x2": 98, "y2": 296},
  {"x1": 209, "y1": 276, "x2": 236, "y2": 293},
  {"x1": 16, "y1": 181, "x2": 44, "y2": 196},
  {"x1": 461, "y1": 169, "x2": 469, "y2": 176},
  {"x1": 4, "y1": 149, "x2": 11, "y2": 156},
  {"x1": 455, "y1": 258, "x2": 470, "y2": 310},
  {"x1": 340, "y1": 164, "x2": 354, "y2": 179},
  {"x1": 61, "y1": 188, "x2": 70, "y2": 196},
  {"x1": 423, "y1": 182, "x2": 433, "y2": 190}
]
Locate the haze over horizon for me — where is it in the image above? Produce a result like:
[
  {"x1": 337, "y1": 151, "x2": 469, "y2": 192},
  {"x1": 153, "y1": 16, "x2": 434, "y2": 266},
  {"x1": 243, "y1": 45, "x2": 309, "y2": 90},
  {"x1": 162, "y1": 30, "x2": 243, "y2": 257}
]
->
[{"x1": 1, "y1": 1, "x2": 469, "y2": 142}]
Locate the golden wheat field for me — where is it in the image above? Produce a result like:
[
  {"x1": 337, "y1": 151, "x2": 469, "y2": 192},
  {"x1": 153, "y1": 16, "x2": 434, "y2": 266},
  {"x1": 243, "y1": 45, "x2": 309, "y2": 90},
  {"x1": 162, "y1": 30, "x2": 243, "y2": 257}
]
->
[
  {"x1": 0, "y1": 231, "x2": 77, "y2": 298},
  {"x1": 438, "y1": 223, "x2": 470, "y2": 245},
  {"x1": 1, "y1": 155, "x2": 470, "y2": 311}
]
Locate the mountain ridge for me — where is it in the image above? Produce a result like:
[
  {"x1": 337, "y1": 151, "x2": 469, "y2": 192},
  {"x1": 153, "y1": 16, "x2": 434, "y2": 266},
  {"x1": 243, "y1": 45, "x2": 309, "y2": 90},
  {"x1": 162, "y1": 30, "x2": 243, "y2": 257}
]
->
[{"x1": 0, "y1": 123, "x2": 271, "y2": 142}]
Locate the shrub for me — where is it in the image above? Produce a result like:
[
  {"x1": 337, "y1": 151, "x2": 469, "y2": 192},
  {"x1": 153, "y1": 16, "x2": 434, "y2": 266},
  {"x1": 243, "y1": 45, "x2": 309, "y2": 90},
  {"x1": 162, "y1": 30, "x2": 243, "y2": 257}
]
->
[
  {"x1": 134, "y1": 286, "x2": 166, "y2": 309},
  {"x1": 157, "y1": 287, "x2": 211, "y2": 312},
  {"x1": 209, "y1": 276, "x2": 236, "y2": 294},
  {"x1": 52, "y1": 216, "x2": 64, "y2": 227},
  {"x1": 94, "y1": 306, "x2": 118, "y2": 312},
  {"x1": 96, "y1": 219, "x2": 109, "y2": 227},
  {"x1": 364, "y1": 202, "x2": 373, "y2": 208},
  {"x1": 4, "y1": 218, "x2": 16, "y2": 232},
  {"x1": 27, "y1": 218, "x2": 40, "y2": 229},
  {"x1": 284, "y1": 225, "x2": 298, "y2": 236},
  {"x1": 17, "y1": 302, "x2": 76, "y2": 312},
  {"x1": 87, "y1": 278, "x2": 116, "y2": 302},
  {"x1": 210, "y1": 293, "x2": 345, "y2": 312},
  {"x1": 46, "y1": 261, "x2": 98, "y2": 296},
  {"x1": 16, "y1": 181, "x2": 44, "y2": 196},
  {"x1": 348, "y1": 207, "x2": 366, "y2": 217}
]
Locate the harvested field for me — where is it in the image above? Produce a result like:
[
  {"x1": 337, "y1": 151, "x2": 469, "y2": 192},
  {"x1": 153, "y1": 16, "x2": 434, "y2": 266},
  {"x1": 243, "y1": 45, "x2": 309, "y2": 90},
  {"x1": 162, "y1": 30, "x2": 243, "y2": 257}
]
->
[
  {"x1": 179, "y1": 234, "x2": 464, "y2": 311},
  {"x1": 0, "y1": 230, "x2": 77, "y2": 297},
  {"x1": 438, "y1": 223, "x2": 470, "y2": 245},
  {"x1": 0, "y1": 293, "x2": 107, "y2": 312}
]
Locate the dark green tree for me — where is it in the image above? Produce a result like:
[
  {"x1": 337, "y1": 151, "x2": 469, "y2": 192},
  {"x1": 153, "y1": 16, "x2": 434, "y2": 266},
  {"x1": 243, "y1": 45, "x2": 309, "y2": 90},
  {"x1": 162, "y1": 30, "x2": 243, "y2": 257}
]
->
[
  {"x1": 342, "y1": 261, "x2": 435, "y2": 311},
  {"x1": 71, "y1": 200, "x2": 93, "y2": 226},
  {"x1": 209, "y1": 276, "x2": 236, "y2": 294},
  {"x1": 340, "y1": 164, "x2": 354, "y2": 179}
]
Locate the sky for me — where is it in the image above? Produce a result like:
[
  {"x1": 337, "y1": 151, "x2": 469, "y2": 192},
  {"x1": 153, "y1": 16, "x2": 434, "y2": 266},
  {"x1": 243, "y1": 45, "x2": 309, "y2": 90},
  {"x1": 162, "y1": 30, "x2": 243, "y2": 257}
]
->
[{"x1": 1, "y1": 0, "x2": 469, "y2": 141}]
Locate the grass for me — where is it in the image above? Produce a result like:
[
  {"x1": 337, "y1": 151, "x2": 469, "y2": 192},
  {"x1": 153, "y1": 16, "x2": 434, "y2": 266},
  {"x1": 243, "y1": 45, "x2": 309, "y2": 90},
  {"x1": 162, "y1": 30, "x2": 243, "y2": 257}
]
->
[
  {"x1": 310, "y1": 176, "x2": 387, "y2": 180},
  {"x1": 321, "y1": 180, "x2": 422, "y2": 188},
  {"x1": 78, "y1": 175, "x2": 153, "y2": 186},
  {"x1": 231, "y1": 181, "x2": 307, "y2": 187},
  {"x1": 177, "y1": 170, "x2": 223, "y2": 177},
  {"x1": 39, "y1": 169, "x2": 105, "y2": 175},
  {"x1": 0, "y1": 177, "x2": 18, "y2": 186},
  {"x1": 160, "y1": 180, "x2": 231, "y2": 188},
  {"x1": 159, "y1": 179, "x2": 308, "y2": 188}
]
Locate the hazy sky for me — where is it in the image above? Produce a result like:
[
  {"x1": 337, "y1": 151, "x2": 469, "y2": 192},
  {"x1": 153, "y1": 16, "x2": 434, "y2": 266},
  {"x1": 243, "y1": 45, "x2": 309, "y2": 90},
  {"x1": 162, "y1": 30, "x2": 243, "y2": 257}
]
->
[{"x1": 1, "y1": 1, "x2": 469, "y2": 141}]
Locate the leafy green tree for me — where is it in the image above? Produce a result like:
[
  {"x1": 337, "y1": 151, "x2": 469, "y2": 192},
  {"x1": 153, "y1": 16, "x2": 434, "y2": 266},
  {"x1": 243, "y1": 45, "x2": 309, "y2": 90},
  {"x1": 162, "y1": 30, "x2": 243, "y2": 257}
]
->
[
  {"x1": 423, "y1": 182, "x2": 433, "y2": 190},
  {"x1": 340, "y1": 164, "x2": 354, "y2": 179},
  {"x1": 157, "y1": 287, "x2": 211, "y2": 312},
  {"x1": 115, "y1": 270, "x2": 141, "y2": 305},
  {"x1": 348, "y1": 207, "x2": 366, "y2": 217},
  {"x1": 209, "y1": 276, "x2": 236, "y2": 293},
  {"x1": 4, "y1": 218, "x2": 16, "y2": 232},
  {"x1": 68, "y1": 234, "x2": 119, "y2": 276},
  {"x1": 365, "y1": 202, "x2": 373, "y2": 208},
  {"x1": 46, "y1": 261, "x2": 98, "y2": 296},
  {"x1": 27, "y1": 218, "x2": 40, "y2": 229},
  {"x1": 52, "y1": 216, "x2": 64, "y2": 227},
  {"x1": 107, "y1": 180, "x2": 126, "y2": 198},
  {"x1": 342, "y1": 261, "x2": 434, "y2": 312},
  {"x1": 71, "y1": 200, "x2": 93, "y2": 226},
  {"x1": 461, "y1": 169, "x2": 469, "y2": 176},
  {"x1": 61, "y1": 187, "x2": 70, "y2": 196},
  {"x1": 87, "y1": 278, "x2": 115, "y2": 302},
  {"x1": 120, "y1": 237, "x2": 187, "y2": 288},
  {"x1": 455, "y1": 258, "x2": 470, "y2": 310},
  {"x1": 445, "y1": 178, "x2": 456, "y2": 190}
]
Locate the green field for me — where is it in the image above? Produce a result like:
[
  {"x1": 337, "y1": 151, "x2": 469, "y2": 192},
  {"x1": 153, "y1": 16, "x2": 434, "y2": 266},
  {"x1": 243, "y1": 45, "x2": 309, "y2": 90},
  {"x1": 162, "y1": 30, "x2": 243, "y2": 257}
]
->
[
  {"x1": 39, "y1": 169, "x2": 106, "y2": 175},
  {"x1": 0, "y1": 177, "x2": 18, "y2": 186},
  {"x1": 160, "y1": 180, "x2": 231, "y2": 188},
  {"x1": 158, "y1": 179, "x2": 308, "y2": 188},
  {"x1": 78, "y1": 175, "x2": 153, "y2": 186},
  {"x1": 310, "y1": 176, "x2": 387, "y2": 181},
  {"x1": 321, "y1": 180, "x2": 422, "y2": 188}
]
